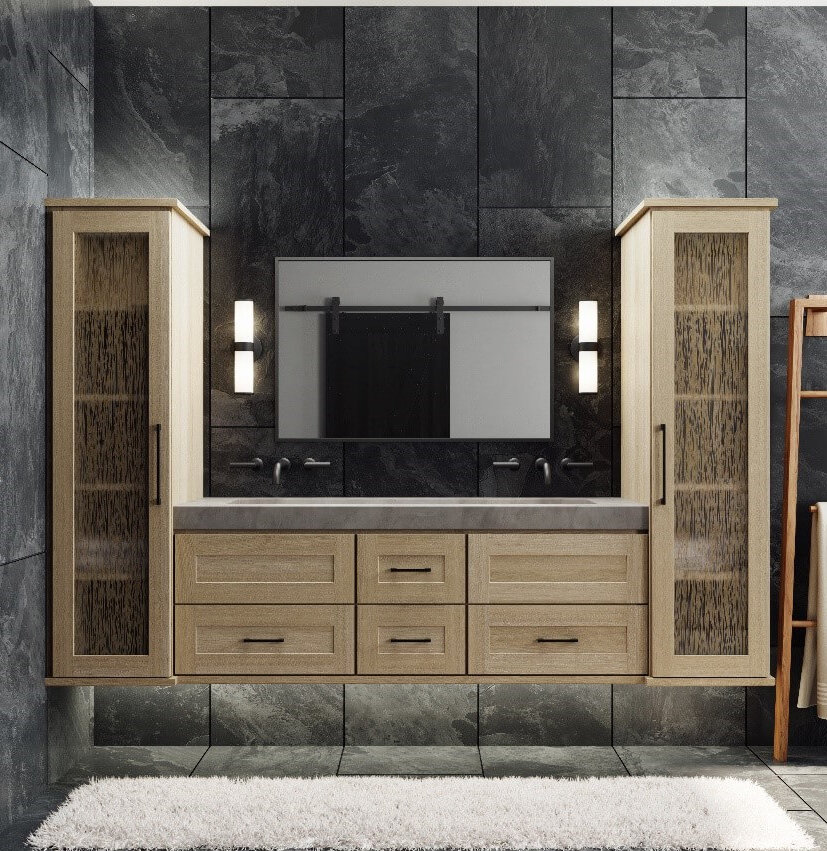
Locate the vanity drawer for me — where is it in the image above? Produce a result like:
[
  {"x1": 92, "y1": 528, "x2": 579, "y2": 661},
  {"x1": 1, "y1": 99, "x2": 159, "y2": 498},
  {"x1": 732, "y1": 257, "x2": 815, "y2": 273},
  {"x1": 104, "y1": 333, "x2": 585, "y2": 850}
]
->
[
  {"x1": 175, "y1": 533, "x2": 355, "y2": 604},
  {"x1": 357, "y1": 534, "x2": 465, "y2": 604},
  {"x1": 357, "y1": 605, "x2": 465, "y2": 675},
  {"x1": 175, "y1": 605, "x2": 355, "y2": 675},
  {"x1": 468, "y1": 605, "x2": 647, "y2": 676},
  {"x1": 468, "y1": 533, "x2": 647, "y2": 604}
]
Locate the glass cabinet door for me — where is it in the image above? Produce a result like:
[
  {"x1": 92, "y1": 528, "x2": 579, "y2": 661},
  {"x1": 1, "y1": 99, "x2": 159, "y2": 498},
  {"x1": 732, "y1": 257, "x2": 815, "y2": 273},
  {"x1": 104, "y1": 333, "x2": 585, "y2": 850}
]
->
[{"x1": 650, "y1": 210, "x2": 769, "y2": 678}]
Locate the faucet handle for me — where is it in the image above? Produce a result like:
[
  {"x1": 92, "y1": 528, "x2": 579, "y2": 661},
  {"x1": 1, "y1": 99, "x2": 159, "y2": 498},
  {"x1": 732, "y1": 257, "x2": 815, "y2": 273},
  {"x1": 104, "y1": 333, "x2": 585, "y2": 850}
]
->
[
  {"x1": 303, "y1": 457, "x2": 331, "y2": 468},
  {"x1": 534, "y1": 457, "x2": 552, "y2": 487},
  {"x1": 273, "y1": 457, "x2": 291, "y2": 485}
]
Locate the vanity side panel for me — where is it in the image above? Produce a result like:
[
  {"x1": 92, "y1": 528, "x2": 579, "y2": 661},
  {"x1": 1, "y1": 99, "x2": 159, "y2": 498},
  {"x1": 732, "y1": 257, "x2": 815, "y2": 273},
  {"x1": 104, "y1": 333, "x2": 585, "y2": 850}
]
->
[{"x1": 620, "y1": 212, "x2": 652, "y2": 505}]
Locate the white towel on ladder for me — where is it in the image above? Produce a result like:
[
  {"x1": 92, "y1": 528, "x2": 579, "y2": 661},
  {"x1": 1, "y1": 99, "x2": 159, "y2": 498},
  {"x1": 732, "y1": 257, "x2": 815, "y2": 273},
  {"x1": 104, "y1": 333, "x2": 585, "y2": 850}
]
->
[{"x1": 797, "y1": 502, "x2": 827, "y2": 716}]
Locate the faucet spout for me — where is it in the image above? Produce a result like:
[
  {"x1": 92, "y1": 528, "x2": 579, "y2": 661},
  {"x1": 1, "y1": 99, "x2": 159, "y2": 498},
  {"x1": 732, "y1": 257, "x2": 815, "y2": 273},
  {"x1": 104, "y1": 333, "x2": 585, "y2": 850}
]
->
[
  {"x1": 273, "y1": 457, "x2": 291, "y2": 486},
  {"x1": 535, "y1": 457, "x2": 552, "y2": 487}
]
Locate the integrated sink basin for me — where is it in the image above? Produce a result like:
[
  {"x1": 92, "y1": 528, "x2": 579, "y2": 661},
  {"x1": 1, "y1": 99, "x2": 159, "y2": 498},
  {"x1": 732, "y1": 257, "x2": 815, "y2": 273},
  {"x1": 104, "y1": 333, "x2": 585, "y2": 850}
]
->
[{"x1": 174, "y1": 496, "x2": 647, "y2": 532}]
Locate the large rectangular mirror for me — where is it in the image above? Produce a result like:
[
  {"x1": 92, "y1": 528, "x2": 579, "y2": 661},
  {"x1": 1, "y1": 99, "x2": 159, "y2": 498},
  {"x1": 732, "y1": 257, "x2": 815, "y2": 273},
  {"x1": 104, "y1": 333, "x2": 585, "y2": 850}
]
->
[{"x1": 276, "y1": 258, "x2": 553, "y2": 439}]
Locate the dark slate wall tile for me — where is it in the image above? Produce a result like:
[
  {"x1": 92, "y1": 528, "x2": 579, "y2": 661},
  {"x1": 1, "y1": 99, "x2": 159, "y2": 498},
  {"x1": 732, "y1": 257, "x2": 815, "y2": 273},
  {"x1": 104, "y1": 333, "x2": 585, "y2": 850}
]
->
[
  {"x1": 345, "y1": 442, "x2": 477, "y2": 497},
  {"x1": 613, "y1": 98, "x2": 745, "y2": 227},
  {"x1": 613, "y1": 7, "x2": 745, "y2": 97},
  {"x1": 0, "y1": 0, "x2": 47, "y2": 168},
  {"x1": 0, "y1": 148, "x2": 46, "y2": 566},
  {"x1": 344, "y1": 7, "x2": 476, "y2": 255},
  {"x1": 210, "y1": 98, "x2": 343, "y2": 428},
  {"x1": 748, "y1": 648, "x2": 827, "y2": 746},
  {"x1": 46, "y1": 687, "x2": 92, "y2": 783},
  {"x1": 211, "y1": 684, "x2": 343, "y2": 745},
  {"x1": 479, "y1": 8, "x2": 610, "y2": 207},
  {"x1": 344, "y1": 685, "x2": 476, "y2": 746},
  {"x1": 211, "y1": 429, "x2": 343, "y2": 497},
  {"x1": 613, "y1": 685, "x2": 745, "y2": 745},
  {"x1": 47, "y1": 54, "x2": 90, "y2": 197},
  {"x1": 479, "y1": 208, "x2": 612, "y2": 496},
  {"x1": 769, "y1": 320, "x2": 827, "y2": 644},
  {"x1": 212, "y1": 7, "x2": 343, "y2": 98},
  {"x1": 94, "y1": 686, "x2": 209, "y2": 747},
  {"x1": 479, "y1": 684, "x2": 611, "y2": 746},
  {"x1": 0, "y1": 555, "x2": 46, "y2": 830},
  {"x1": 48, "y1": 0, "x2": 92, "y2": 89},
  {"x1": 93, "y1": 7, "x2": 208, "y2": 207},
  {"x1": 748, "y1": 9, "x2": 827, "y2": 315}
]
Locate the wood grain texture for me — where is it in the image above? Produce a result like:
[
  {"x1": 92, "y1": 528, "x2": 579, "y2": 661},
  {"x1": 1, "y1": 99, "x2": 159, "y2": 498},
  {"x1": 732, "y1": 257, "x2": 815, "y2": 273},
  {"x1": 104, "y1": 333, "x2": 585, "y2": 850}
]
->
[
  {"x1": 356, "y1": 605, "x2": 465, "y2": 676},
  {"x1": 468, "y1": 605, "x2": 648, "y2": 676},
  {"x1": 644, "y1": 207, "x2": 771, "y2": 678},
  {"x1": 615, "y1": 198, "x2": 777, "y2": 237},
  {"x1": 468, "y1": 533, "x2": 647, "y2": 604},
  {"x1": 357, "y1": 534, "x2": 465, "y2": 604},
  {"x1": 175, "y1": 533, "x2": 355, "y2": 604},
  {"x1": 175, "y1": 604, "x2": 355, "y2": 676}
]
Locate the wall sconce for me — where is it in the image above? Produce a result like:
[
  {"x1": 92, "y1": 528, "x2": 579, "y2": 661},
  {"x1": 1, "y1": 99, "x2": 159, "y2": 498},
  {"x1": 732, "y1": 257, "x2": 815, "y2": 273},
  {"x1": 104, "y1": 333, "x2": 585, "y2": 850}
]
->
[
  {"x1": 569, "y1": 300, "x2": 598, "y2": 394},
  {"x1": 234, "y1": 300, "x2": 262, "y2": 394}
]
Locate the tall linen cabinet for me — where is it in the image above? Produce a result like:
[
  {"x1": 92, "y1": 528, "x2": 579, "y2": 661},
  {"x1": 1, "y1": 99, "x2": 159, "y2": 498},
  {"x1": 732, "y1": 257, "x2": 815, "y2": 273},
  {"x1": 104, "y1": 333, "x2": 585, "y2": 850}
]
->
[
  {"x1": 47, "y1": 200, "x2": 208, "y2": 681},
  {"x1": 619, "y1": 199, "x2": 776, "y2": 681}
]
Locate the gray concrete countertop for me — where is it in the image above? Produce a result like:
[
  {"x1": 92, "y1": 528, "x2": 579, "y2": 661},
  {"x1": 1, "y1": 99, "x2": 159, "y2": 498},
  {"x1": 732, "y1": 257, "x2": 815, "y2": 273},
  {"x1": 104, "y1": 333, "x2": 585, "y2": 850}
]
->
[{"x1": 173, "y1": 497, "x2": 648, "y2": 532}]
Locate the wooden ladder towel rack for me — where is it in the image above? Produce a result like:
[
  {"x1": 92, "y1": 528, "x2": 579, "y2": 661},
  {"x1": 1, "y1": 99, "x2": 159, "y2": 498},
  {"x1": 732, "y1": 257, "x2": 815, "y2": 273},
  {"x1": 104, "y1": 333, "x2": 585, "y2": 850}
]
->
[{"x1": 774, "y1": 295, "x2": 827, "y2": 762}]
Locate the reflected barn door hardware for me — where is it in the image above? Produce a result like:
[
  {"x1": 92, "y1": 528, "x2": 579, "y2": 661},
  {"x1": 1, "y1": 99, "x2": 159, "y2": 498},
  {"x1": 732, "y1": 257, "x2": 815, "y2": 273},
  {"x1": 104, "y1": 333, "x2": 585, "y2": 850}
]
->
[
  {"x1": 774, "y1": 294, "x2": 827, "y2": 763},
  {"x1": 433, "y1": 296, "x2": 445, "y2": 335}
]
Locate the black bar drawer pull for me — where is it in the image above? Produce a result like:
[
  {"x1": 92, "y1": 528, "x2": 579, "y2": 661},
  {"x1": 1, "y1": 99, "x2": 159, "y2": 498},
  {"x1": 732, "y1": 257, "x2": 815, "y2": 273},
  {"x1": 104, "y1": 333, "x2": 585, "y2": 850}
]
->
[
  {"x1": 389, "y1": 637, "x2": 432, "y2": 643},
  {"x1": 536, "y1": 637, "x2": 579, "y2": 643},
  {"x1": 389, "y1": 567, "x2": 432, "y2": 573},
  {"x1": 659, "y1": 423, "x2": 667, "y2": 506},
  {"x1": 242, "y1": 637, "x2": 285, "y2": 644},
  {"x1": 154, "y1": 424, "x2": 162, "y2": 505}
]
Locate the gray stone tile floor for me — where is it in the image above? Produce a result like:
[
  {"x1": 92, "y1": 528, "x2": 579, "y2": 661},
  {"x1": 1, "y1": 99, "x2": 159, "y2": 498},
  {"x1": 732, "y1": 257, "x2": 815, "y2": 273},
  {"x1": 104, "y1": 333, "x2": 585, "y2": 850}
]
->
[{"x1": 4, "y1": 745, "x2": 827, "y2": 850}]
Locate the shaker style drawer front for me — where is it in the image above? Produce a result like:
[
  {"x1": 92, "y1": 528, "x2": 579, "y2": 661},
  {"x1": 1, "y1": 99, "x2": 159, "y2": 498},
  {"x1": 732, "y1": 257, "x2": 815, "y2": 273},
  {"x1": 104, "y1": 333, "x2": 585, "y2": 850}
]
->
[
  {"x1": 468, "y1": 605, "x2": 648, "y2": 676},
  {"x1": 175, "y1": 533, "x2": 355, "y2": 604},
  {"x1": 175, "y1": 605, "x2": 355, "y2": 675},
  {"x1": 357, "y1": 534, "x2": 466, "y2": 604},
  {"x1": 468, "y1": 533, "x2": 648, "y2": 604},
  {"x1": 357, "y1": 605, "x2": 466, "y2": 675}
]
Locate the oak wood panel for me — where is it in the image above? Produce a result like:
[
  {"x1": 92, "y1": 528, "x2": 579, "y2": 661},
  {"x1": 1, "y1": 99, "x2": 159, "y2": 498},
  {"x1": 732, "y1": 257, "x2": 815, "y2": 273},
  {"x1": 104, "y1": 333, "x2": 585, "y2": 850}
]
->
[
  {"x1": 356, "y1": 605, "x2": 465, "y2": 675},
  {"x1": 615, "y1": 198, "x2": 778, "y2": 237},
  {"x1": 357, "y1": 533, "x2": 465, "y2": 604},
  {"x1": 46, "y1": 198, "x2": 210, "y2": 237},
  {"x1": 173, "y1": 675, "x2": 648, "y2": 684},
  {"x1": 175, "y1": 605, "x2": 355, "y2": 675},
  {"x1": 175, "y1": 533, "x2": 355, "y2": 604},
  {"x1": 468, "y1": 534, "x2": 647, "y2": 604},
  {"x1": 469, "y1": 605, "x2": 648, "y2": 676}
]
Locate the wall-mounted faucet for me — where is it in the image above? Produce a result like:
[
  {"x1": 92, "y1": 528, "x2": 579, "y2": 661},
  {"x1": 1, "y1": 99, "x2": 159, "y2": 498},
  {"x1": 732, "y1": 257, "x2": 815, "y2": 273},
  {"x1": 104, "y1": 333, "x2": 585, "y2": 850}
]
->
[
  {"x1": 535, "y1": 457, "x2": 552, "y2": 487},
  {"x1": 273, "y1": 457, "x2": 291, "y2": 486}
]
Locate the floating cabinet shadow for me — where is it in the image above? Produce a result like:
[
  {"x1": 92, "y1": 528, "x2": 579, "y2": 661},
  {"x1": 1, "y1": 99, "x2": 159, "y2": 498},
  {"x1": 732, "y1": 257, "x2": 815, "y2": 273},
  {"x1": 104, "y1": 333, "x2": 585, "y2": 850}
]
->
[
  {"x1": 618, "y1": 199, "x2": 776, "y2": 681},
  {"x1": 47, "y1": 199, "x2": 208, "y2": 680}
]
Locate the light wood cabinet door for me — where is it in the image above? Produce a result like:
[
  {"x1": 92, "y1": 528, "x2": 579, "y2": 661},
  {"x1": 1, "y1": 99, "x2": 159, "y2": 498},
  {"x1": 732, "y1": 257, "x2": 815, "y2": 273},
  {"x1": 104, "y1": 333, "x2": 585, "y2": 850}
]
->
[
  {"x1": 357, "y1": 605, "x2": 466, "y2": 675},
  {"x1": 175, "y1": 533, "x2": 355, "y2": 604},
  {"x1": 357, "y1": 534, "x2": 465, "y2": 604},
  {"x1": 469, "y1": 605, "x2": 647, "y2": 676},
  {"x1": 648, "y1": 209, "x2": 770, "y2": 677},
  {"x1": 175, "y1": 605, "x2": 354, "y2": 675},
  {"x1": 468, "y1": 534, "x2": 647, "y2": 604}
]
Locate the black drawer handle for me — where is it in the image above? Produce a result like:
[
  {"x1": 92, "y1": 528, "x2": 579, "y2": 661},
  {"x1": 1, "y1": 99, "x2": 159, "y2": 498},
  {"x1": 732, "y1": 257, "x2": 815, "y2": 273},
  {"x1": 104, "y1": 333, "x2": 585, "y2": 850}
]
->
[
  {"x1": 536, "y1": 637, "x2": 579, "y2": 643},
  {"x1": 389, "y1": 567, "x2": 432, "y2": 573},
  {"x1": 389, "y1": 637, "x2": 432, "y2": 643},
  {"x1": 242, "y1": 637, "x2": 285, "y2": 644}
]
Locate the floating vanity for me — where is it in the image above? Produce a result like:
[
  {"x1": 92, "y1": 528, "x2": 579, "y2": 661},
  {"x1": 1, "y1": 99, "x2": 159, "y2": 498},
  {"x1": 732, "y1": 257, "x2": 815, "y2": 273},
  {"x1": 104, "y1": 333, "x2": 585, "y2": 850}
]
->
[{"x1": 171, "y1": 497, "x2": 649, "y2": 683}]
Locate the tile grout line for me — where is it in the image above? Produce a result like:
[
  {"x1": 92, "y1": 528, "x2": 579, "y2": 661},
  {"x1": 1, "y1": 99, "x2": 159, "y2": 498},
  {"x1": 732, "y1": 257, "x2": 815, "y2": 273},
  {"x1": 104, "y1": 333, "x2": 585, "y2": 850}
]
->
[
  {"x1": 0, "y1": 138, "x2": 47, "y2": 177},
  {"x1": 48, "y1": 49, "x2": 88, "y2": 93},
  {"x1": 188, "y1": 746, "x2": 211, "y2": 777},
  {"x1": 0, "y1": 549, "x2": 47, "y2": 570},
  {"x1": 612, "y1": 745, "x2": 632, "y2": 776}
]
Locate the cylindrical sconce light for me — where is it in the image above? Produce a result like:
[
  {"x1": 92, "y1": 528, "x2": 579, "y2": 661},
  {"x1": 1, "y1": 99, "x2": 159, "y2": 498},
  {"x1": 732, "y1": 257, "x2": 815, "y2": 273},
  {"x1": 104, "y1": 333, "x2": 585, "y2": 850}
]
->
[
  {"x1": 234, "y1": 300, "x2": 260, "y2": 394},
  {"x1": 569, "y1": 300, "x2": 598, "y2": 394}
]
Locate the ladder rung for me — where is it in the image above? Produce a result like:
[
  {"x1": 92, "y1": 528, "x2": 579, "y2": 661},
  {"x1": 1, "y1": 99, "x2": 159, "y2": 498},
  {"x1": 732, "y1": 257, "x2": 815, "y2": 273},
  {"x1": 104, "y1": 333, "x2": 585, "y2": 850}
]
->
[
  {"x1": 800, "y1": 390, "x2": 827, "y2": 398},
  {"x1": 792, "y1": 620, "x2": 817, "y2": 628}
]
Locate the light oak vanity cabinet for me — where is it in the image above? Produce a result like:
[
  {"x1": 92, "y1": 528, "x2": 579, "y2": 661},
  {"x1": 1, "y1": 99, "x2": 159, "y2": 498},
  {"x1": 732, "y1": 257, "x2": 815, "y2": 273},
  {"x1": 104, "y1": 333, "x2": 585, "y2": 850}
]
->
[
  {"x1": 618, "y1": 199, "x2": 776, "y2": 682},
  {"x1": 48, "y1": 200, "x2": 208, "y2": 681}
]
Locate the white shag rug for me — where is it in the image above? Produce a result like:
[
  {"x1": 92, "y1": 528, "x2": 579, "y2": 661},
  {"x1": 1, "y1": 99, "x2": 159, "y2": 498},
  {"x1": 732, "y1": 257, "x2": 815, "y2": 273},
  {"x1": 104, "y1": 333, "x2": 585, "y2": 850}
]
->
[{"x1": 28, "y1": 775, "x2": 814, "y2": 851}]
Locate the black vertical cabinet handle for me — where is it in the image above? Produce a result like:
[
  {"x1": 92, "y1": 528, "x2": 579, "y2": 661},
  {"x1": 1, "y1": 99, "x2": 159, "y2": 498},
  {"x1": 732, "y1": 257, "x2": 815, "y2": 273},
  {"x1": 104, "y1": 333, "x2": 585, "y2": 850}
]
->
[
  {"x1": 659, "y1": 423, "x2": 667, "y2": 506},
  {"x1": 155, "y1": 424, "x2": 162, "y2": 506}
]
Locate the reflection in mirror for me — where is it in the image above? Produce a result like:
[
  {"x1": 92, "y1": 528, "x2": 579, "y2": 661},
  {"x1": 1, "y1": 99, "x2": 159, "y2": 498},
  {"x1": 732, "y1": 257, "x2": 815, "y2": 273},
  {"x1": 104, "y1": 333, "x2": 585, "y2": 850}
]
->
[{"x1": 276, "y1": 258, "x2": 554, "y2": 439}]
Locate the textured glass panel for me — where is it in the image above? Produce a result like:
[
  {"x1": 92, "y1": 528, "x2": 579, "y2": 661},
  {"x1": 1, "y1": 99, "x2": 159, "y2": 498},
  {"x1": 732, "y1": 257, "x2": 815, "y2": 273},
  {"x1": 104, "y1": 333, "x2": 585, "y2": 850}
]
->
[
  {"x1": 673, "y1": 232, "x2": 748, "y2": 656},
  {"x1": 73, "y1": 234, "x2": 149, "y2": 655}
]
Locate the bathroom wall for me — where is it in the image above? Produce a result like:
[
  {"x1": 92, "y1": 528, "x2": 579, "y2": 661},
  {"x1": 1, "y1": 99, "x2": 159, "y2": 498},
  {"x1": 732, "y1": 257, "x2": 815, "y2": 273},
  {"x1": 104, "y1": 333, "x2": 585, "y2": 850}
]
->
[
  {"x1": 91, "y1": 7, "x2": 827, "y2": 746},
  {"x1": 0, "y1": 0, "x2": 94, "y2": 830}
]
